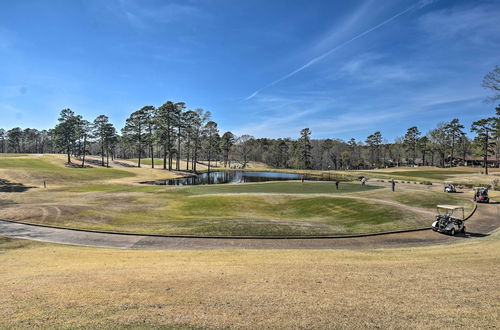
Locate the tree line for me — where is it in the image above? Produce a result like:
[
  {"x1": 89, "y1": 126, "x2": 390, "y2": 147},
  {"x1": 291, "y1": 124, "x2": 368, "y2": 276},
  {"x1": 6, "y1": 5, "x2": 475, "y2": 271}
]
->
[
  {"x1": 1, "y1": 106, "x2": 498, "y2": 173},
  {"x1": 0, "y1": 67, "x2": 498, "y2": 174}
]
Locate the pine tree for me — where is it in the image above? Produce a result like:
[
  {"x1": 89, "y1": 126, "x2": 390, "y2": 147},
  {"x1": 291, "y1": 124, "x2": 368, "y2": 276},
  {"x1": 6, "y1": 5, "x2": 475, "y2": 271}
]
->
[{"x1": 299, "y1": 128, "x2": 312, "y2": 169}]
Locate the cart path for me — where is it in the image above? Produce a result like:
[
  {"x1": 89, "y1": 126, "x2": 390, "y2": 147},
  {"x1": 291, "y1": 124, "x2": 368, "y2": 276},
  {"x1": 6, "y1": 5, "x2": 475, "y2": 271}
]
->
[{"x1": 0, "y1": 203, "x2": 497, "y2": 250}]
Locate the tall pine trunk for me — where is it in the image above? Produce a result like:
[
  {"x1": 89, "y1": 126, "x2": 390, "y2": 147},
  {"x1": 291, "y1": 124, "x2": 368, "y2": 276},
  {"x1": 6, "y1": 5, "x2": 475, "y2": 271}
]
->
[
  {"x1": 484, "y1": 134, "x2": 489, "y2": 175},
  {"x1": 150, "y1": 144, "x2": 154, "y2": 169},
  {"x1": 176, "y1": 129, "x2": 181, "y2": 171},
  {"x1": 138, "y1": 145, "x2": 142, "y2": 168},
  {"x1": 81, "y1": 135, "x2": 87, "y2": 168},
  {"x1": 208, "y1": 148, "x2": 211, "y2": 175},
  {"x1": 101, "y1": 139, "x2": 105, "y2": 166},
  {"x1": 163, "y1": 145, "x2": 167, "y2": 170},
  {"x1": 186, "y1": 140, "x2": 190, "y2": 171}
]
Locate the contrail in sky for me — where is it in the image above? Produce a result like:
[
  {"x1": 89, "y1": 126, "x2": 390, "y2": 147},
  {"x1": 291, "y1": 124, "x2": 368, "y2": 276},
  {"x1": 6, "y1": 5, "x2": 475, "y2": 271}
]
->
[{"x1": 244, "y1": 0, "x2": 435, "y2": 101}]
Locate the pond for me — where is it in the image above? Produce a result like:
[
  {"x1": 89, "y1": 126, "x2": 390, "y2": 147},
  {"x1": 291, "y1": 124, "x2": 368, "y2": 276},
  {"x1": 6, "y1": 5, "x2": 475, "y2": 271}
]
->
[{"x1": 140, "y1": 171, "x2": 334, "y2": 186}]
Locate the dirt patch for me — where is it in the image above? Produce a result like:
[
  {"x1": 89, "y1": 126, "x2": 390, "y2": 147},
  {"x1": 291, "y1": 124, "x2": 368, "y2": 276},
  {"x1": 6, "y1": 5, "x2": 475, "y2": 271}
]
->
[
  {"x1": 80, "y1": 158, "x2": 111, "y2": 168},
  {"x1": 113, "y1": 161, "x2": 138, "y2": 168},
  {"x1": 65, "y1": 163, "x2": 93, "y2": 168},
  {"x1": 0, "y1": 203, "x2": 85, "y2": 225}
]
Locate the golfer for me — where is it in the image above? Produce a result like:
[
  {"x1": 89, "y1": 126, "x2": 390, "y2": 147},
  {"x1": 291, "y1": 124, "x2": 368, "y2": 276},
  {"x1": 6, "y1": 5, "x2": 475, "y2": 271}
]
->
[
  {"x1": 335, "y1": 179, "x2": 340, "y2": 190},
  {"x1": 361, "y1": 177, "x2": 366, "y2": 187},
  {"x1": 391, "y1": 178, "x2": 396, "y2": 192}
]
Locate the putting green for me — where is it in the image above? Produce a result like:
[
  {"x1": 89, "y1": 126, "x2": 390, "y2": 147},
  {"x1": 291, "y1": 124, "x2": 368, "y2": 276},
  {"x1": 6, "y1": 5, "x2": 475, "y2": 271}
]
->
[
  {"x1": 26, "y1": 191, "x2": 431, "y2": 236},
  {"x1": 181, "y1": 181, "x2": 379, "y2": 195}
]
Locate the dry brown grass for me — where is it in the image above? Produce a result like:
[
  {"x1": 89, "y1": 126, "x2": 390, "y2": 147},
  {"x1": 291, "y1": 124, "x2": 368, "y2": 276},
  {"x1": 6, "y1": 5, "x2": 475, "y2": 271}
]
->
[{"x1": 0, "y1": 233, "x2": 499, "y2": 329}]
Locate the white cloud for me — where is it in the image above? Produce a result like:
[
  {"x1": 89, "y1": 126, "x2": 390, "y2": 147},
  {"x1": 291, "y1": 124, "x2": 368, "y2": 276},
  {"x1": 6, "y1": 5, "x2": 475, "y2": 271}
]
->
[
  {"x1": 419, "y1": 3, "x2": 500, "y2": 45},
  {"x1": 337, "y1": 52, "x2": 418, "y2": 84},
  {"x1": 114, "y1": 0, "x2": 205, "y2": 27},
  {"x1": 311, "y1": 0, "x2": 374, "y2": 54}
]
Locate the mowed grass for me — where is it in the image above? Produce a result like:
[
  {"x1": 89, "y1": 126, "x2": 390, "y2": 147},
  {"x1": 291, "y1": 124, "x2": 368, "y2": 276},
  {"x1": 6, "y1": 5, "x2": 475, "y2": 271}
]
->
[
  {"x1": 361, "y1": 189, "x2": 476, "y2": 213},
  {"x1": 0, "y1": 153, "x2": 30, "y2": 157},
  {"x1": 0, "y1": 157, "x2": 135, "y2": 185},
  {"x1": 66, "y1": 184, "x2": 166, "y2": 193},
  {"x1": 35, "y1": 193, "x2": 427, "y2": 236},
  {"x1": 392, "y1": 191, "x2": 475, "y2": 212},
  {"x1": 352, "y1": 166, "x2": 500, "y2": 183},
  {"x1": 368, "y1": 169, "x2": 472, "y2": 181},
  {"x1": 181, "y1": 181, "x2": 379, "y2": 195},
  {"x1": 0, "y1": 235, "x2": 498, "y2": 328}
]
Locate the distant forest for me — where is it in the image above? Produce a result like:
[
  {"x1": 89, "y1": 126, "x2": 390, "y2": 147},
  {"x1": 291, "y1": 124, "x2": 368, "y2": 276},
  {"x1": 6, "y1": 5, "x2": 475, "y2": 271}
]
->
[{"x1": 1, "y1": 67, "x2": 499, "y2": 173}]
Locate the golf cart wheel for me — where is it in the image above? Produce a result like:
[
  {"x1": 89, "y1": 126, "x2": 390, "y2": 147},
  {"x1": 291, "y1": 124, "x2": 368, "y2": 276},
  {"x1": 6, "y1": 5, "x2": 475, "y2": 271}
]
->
[
  {"x1": 461, "y1": 226, "x2": 466, "y2": 234},
  {"x1": 450, "y1": 228, "x2": 456, "y2": 236}
]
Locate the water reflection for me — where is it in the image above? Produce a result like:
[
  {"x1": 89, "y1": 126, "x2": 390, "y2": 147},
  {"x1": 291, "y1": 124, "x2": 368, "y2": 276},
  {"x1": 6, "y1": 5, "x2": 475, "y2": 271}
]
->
[{"x1": 140, "y1": 171, "x2": 332, "y2": 186}]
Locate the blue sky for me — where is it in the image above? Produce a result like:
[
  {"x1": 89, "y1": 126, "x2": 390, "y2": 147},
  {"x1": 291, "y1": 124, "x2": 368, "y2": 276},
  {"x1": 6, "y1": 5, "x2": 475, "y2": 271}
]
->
[{"x1": 0, "y1": 0, "x2": 499, "y2": 141}]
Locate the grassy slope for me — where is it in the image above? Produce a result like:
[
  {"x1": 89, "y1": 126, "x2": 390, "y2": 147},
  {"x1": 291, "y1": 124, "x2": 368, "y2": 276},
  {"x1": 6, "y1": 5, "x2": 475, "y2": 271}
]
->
[
  {"x1": 0, "y1": 157, "x2": 134, "y2": 185},
  {"x1": 181, "y1": 181, "x2": 379, "y2": 194},
  {"x1": 352, "y1": 166, "x2": 500, "y2": 185},
  {"x1": 368, "y1": 169, "x2": 471, "y2": 180},
  {"x1": 360, "y1": 189, "x2": 476, "y2": 213},
  {"x1": 0, "y1": 235, "x2": 498, "y2": 329},
  {"x1": 0, "y1": 155, "x2": 483, "y2": 236},
  {"x1": 0, "y1": 153, "x2": 29, "y2": 157},
  {"x1": 39, "y1": 192, "x2": 425, "y2": 236}
]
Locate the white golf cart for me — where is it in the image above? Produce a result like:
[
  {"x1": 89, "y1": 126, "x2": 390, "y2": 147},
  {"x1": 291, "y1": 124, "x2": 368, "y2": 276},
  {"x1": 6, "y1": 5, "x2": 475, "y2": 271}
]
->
[
  {"x1": 443, "y1": 182, "x2": 457, "y2": 193},
  {"x1": 432, "y1": 205, "x2": 466, "y2": 236}
]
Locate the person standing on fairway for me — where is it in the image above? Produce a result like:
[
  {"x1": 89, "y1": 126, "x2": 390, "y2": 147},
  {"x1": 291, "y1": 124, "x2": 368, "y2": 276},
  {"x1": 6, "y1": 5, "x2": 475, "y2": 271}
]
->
[
  {"x1": 335, "y1": 179, "x2": 340, "y2": 190},
  {"x1": 391, "y1": 178, "x2": 396, "y2": 192},
  {"x1": 361, "y1": 177, "x2": 366, "y2": 187}
]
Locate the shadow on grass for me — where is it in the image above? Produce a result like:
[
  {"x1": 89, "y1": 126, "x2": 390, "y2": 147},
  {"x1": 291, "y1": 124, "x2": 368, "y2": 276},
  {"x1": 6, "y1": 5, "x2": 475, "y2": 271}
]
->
[
  {"x1": 463, "y1": 232, "x2": 489, "y2": 238},
  {"x1": 0, "y1": 179, "x2": 34, "y2": 192}
]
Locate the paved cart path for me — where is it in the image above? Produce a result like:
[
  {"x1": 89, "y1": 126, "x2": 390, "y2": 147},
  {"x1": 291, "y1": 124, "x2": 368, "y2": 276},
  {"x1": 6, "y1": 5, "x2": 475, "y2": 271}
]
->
[{"x1": 0, "y1": 203, "x2": 498, "y2": 250}]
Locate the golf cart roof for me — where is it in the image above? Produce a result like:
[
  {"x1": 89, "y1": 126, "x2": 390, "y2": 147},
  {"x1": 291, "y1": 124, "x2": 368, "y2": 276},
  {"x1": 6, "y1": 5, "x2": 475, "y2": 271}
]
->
[
  {"x1": 473, "y1": 187, "x2": 488, "y2": 190},
  {"x1": 437, "y1": 205, "x2": 465, "y2": 210}
]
